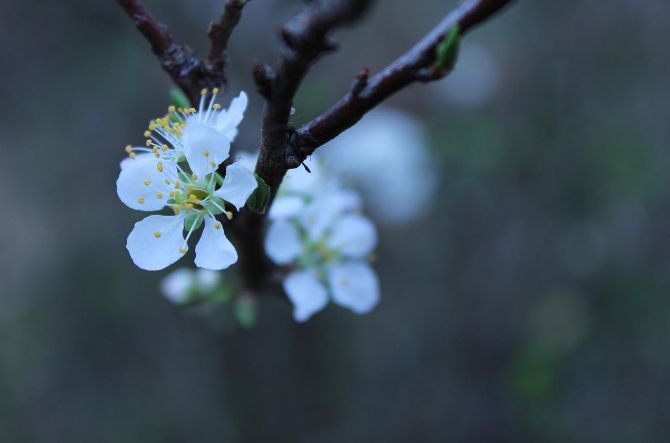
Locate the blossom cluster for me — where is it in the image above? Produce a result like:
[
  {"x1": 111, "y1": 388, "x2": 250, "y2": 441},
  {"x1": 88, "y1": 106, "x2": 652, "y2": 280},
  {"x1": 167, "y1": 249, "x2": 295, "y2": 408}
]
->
[
  {"x1": 264, "y1": 159, "x2": 380, "y2": 322},
  {"x1": 116, "y1": 90, "x2": 257, "y2": 271}
]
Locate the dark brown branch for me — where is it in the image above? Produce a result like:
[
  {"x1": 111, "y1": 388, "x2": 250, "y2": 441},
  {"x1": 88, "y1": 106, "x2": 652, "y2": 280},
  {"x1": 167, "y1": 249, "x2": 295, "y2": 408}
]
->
[
  {"x1": 290, "y1": 0, "x2": 515, "y2": 159},
  {"x1": 208, "y1": 0, "x2": 249, "y2": 74},
  {"x1": 236, "y1": 0, "x2": 514, "y2": 291},
  {"x1": 118, "y1": 0, "x2": 246, "y2": 104},
  {"x1": 231, "y1": 0, "x2": 372, "y2": 290},
  {"x1": 253, "y1": 0, "x2": 373, "y2": 193}
]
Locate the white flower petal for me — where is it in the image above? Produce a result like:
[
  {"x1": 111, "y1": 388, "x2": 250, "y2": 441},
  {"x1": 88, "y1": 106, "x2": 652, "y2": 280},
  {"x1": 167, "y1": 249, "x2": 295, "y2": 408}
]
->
[
  {"x1": 327, "y1": 214, "x2": 377, "y2": 258},
  {"x1": 126, "y1": 215, "x2": 185, "y2": 271},
  {"x1": 327, "y1": 262, "x2": 380, "y2": 314},
  {"x1": 182, "y1": 121, "x2": 230, "y2": 179},
  {"x1": 283, "y1": 269, "x2": 329, "y2": 322},
  {"x1": 194, "y1": 217, "x2": 238, "y2": 270},
  {"x1": 268, "y1": 195, "x2": 306, "y2": 219},
  {"x1": 212, "y1": 163, "x2": 257, "y2": 210},
  {"x1": 292, "y1": 185, "x2": 362, "y2": 241},
  {"x1": 217, "y1": 91, "x2": 248, "y2": 139},
  {"x1": 116, "y1": 155, "x2": 176, "y2": 211},
  {"x1": 264, "y1": 219, "x2": 302, "y2": 265},
  {"x1": 160, "y1": 268, "x2": 194, "y2": 303},
  {"x1": 280, "y1": 158, "x2": 323, "y2": 195}
]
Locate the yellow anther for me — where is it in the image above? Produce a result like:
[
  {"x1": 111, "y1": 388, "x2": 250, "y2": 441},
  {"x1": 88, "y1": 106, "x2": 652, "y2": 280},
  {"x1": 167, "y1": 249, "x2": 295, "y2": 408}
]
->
[
  {"x1": 191, "y1": 173, "x2": 198, "y2": 180},
  {"x1": 187, "y1": 184, "x2": 195, "y2": 192},
  {"x1": 174, "y1": 182, "x2": 181, "y2": 190},
  {"x1": 129, "y1": 152, "x2": 136, "y2": 159},
  {"x1": 224, "y1": 211, "x2": 233, "y2": 220},
  {"x1": 184, "y1": 203, "x2": 194, "y2": 211},
  {"x1": 212, "y1": 103, "x2": 221, "y2": 110},
  {"x1": 161, "y1": 144, "x2": 168, "y2": 152},
  {"x1": 214, "y1": 222, "x2": 222, "y2": 230},
  {"x1": 179, "y1": 246, "x2": 187, "y2": 254},
  {"x1": 202, "y1": 150, "x2": 209, "y2": 157},
  {"x1": 164, "y1": 179, "x2": 171, "y2": 185},
  {"x1": 172, "y1": 205, "x2": 181, "y2": 215},
  {"x1": 157, "y1": 162, "x2": 164, "y2": 172},
  {"x1": 145, "y1": 139, "x2": 152, "y2": 147},
  {"x1": 168, "y1": 105, "x2": 176, "y2": 113},
  {"x1": 138, "y1": 196, "x2": 145, "y2": 204},
  {"x1": 152, "y1": 147, "x2": 158, "y2": 154},
  {"x1": 188, "y1": 194, "x2": 200, "y2": 204},
  {"x1": 209, "y1": 161, "x2": 217, "y2": 168},
  {"x1": 144, "y1": 130, "x2": 151, "y2": 137},
  {"x1": 156, "y1": 192, "x2": 164, "y2": 199},
  {"x1": 212, "y1": 87, "x2": 220, "y2": 94},
  {"x1": 143, "y1": 179, "x2": 151, "y2": 186},
  {"x1": 153, "y1": 231, "x2": 161, "y2": 238},
  {"x1": 169, "y1": 191, "x2": 175, "y2": 198},
  {"x1": 125, "y1": 145, "x2": 132, "y2": 154},
  {"x1": 200, "y1": 88, "x2": 208, "y2": 96}
]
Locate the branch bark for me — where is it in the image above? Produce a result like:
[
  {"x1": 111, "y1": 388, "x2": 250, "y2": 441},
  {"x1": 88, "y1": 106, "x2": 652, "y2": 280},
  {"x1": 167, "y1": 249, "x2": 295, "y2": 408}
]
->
[
  {"x1": 289, "y1": 0, "x2": 514, "y2": 159},
  {"x1": 118, "y1": 0, "x2": 248, "y2": 104}
]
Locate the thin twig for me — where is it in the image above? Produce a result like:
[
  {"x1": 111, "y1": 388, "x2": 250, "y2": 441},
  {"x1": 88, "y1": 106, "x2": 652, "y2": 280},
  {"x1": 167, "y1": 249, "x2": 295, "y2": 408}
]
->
[
  {"x1": 208, "y1": 0, "x2": 249, "y2": 76},
  {"x1": 118, "y1": 0, "x2": 248, "y2": 104}
]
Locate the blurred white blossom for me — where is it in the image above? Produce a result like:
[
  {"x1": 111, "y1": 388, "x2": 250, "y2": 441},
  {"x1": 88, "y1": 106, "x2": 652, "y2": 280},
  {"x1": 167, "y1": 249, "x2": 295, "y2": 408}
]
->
[
  {"x1": 265, "y1": 161, "x2": 380, "y2": 322},
  {"x1": 160, "y1": 268, "x2": 222, "y2": 305},
  {"x1": 320, "y1": 108, "x2": 438, "y2": 225}
]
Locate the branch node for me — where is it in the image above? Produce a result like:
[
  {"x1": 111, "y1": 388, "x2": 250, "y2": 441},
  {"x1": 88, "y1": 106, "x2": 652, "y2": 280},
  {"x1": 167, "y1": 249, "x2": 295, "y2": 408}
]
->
[{"x1": 352, "y1": 67, "x2": 370, "y2": 95}]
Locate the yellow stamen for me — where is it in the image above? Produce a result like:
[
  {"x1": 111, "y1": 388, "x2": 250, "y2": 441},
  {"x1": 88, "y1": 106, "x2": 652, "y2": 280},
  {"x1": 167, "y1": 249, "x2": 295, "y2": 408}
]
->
[
  {"x1": 168, "y1": 105, "x2": 176, "y2": 113},
  {"x1": 224, "y1": 211, "x2": 233, "y2": 220},
  {"x1": 202, "y1": 150, "x2": 209, "y2": 157},
  {"x1": 213, "y1": 104, "x2": 221, "y2": 110},
  {"x1": 188, "y1": 194, "x2": 200, "y2": 204},
  {"x1": 156, "y1": 192, "x2": 164, "y2": 199},
  {"x1": 124, "y1": 145, "x2": 132, "y2": 154},
  {"x1": 143, "y1": 179, "x2": 151, "y2": 186},
  {"x1": 161, "y1": 144, "x2": 168, "y2": 152},
  {"x1": 200, "y1": 88, "x2": 208, "y2": 96},
  {"x1": 172, "y1": 205, "x2": 181, "y2": 215},
  {"x1": 164, "y1": 179, "x2": 171, "y2": 185},
  {"x1": 174, "y1": 182, "x2": 181, "y2": 190},
  {"x1": 191, "y1": 173, "x2": 198, "y2": 180},
  {"x1": 138, "y1": 197, "x2": 145, "y2": 204},
  {"x1": 129, "y1": 152, "x2": 136, "y2": 159},
  {"x1": 179, "y1": 247, "x2": 187, "y2": 254},
  {"x1": 212, "y1": 87, "x2": 220, "y2": 94},
  {"x1": 214, "y1": 222, "x2": 222, "y2": 230},
  {"x1": 157, "y1": 162, "x2": 164, "y2": 172},
  {"x1": 145, "y1": 139, "x2": 152, "y2": 147},
  {"x1": 209, "y1": 161, "x2": 216, "y2": 167},
  {"x1": 153, "y1": 231, "x2": 161, "y2": 238},
  {"x1": 144, "y1": 130, "x2": 151, "y2": 137}
]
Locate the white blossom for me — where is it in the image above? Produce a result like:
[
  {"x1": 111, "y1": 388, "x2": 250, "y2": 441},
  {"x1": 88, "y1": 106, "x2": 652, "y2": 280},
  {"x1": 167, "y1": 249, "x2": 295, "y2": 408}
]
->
[
  {"x1": 117, "y1": 90, "x2": 257, "y2": 271},
  {"x1": 265, "y1": 177, "x2": 380, "y2": 322},
  {"x1": 320, "y1": 108, "x2": 438, "y2": 225}
]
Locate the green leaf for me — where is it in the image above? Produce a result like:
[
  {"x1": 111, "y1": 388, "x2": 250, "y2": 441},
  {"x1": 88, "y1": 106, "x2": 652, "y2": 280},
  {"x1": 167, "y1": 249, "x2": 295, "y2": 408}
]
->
[
  {"x1": 234, "y1": 295, "x2": 257, "y2": 328},
  {"x1": 169, "y1": 88, "x2": 191, "y2": 109},
  {"x1": 246, "y1": 174, "x2": 271, "y2": 214},
  {"x1": 435, "y1": 25, "x2": 460, "y2": 70}
]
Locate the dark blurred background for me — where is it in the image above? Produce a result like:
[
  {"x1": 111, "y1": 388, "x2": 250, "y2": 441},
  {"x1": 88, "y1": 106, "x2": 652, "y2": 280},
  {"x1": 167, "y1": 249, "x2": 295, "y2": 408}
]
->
[{"x1": 1, "y1": 0, "x2": 669, "y2": 441}]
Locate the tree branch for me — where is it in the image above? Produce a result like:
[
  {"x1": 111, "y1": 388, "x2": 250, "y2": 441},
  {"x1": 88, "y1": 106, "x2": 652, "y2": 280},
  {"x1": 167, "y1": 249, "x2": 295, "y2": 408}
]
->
[
  {"x1": 253, "y1": 0, "x2": 373, "y2": 193},
  {"x1": 208, "y1": 0, "x2": 249, "y2": 75},
  {"x1": 118, "y1": 0, "x2": 248, "y2": 104},
  {"x1": 234, "y1": 0, "x2": 514, "y2": 291},
  {"x1": 290, "y1": 0, "x2": 515, "y2": 159}
]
